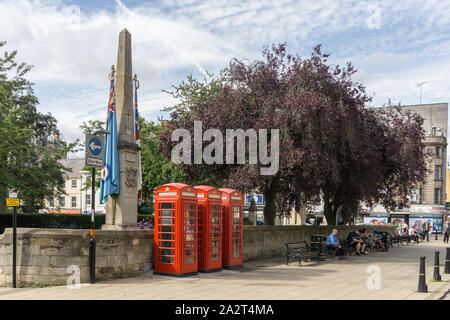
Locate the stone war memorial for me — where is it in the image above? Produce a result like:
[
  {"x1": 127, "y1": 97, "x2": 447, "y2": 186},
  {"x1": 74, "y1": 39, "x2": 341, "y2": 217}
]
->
[{"x1": 103, "y1": 28, "x2": 140, "y2": 231}]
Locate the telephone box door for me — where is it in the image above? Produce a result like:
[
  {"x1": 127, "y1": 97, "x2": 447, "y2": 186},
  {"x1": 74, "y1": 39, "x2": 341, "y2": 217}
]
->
[
  {"x1": 180, "y1": 201, "x2": 198, "y2": 275},
  {"x1": 219, "y1": 189, "x2": 243, "y2": 269}
]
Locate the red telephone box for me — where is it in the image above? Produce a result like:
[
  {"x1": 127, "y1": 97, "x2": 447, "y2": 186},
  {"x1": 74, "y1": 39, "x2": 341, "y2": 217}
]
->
[
  {"x1": 219, "y1": 188, "x2": 243, "y2": 269},
  {"x1": 194, "y1": 185, "x2": 223, "y2": 272},
  {"x1": 154, "y1": 183, "x2": 198, "y2": 276}
]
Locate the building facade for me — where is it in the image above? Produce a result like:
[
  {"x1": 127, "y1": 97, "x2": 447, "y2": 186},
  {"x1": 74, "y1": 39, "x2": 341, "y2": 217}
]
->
[
  {"x1": 364, "y1": 103, "x2": 448, "y2": 232},
  {"x1": 42, "y1": 158, "x2": 105, "y2": 214}
]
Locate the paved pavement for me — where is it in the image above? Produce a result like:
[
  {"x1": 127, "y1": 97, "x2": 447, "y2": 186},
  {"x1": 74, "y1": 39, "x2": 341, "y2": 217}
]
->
[{"x1": 0, "y1": 238, "x2": 449, "y2": 300}]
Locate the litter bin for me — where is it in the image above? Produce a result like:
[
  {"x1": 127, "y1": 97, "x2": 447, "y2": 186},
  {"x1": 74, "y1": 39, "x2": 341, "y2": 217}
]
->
[{"x1": 310, "y1": 234, "x2": 327, "y2": 260}]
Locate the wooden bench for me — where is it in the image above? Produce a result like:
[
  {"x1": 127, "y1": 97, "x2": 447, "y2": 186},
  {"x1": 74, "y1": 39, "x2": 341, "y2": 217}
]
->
[
  {"x1": 284, "y1": 241, "x2": 320, "y2": 266},
  {"x1": 338, "y1": 239, "x2": 355, "y2": 256},
  {"x1": 376, "y1": 231, "x2": 390, "y2": 251},
  {"x1": 389, "y1": 234, "x2": 402, "y2": 247}
]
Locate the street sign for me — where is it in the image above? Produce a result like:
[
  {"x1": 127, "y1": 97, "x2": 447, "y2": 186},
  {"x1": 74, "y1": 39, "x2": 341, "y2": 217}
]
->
[
  {"x1": 6, "y1": 198, "x2": 19, "y2": 207},
  {"x1": 246, "y1": 194, "x2": 264, "y2": 204},
  {"x1": 85, "y1": 134, "x2": 105, "y2": 168},
  {"x1": 86, "y1": 157, "x2": 103, "y2": 167},
  {"x1": 9, "y1": 192, "x2": 17, "y2": 198}
]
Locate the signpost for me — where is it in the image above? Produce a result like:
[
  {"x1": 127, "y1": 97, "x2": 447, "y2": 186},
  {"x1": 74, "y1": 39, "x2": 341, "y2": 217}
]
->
[
  {"x1": 6, "y1": 192, "x2": 19, "y2": 288},
  {"x1": 85, "y1": 134, "x2": 105, "y2": 169},
  {"x1": 85, "y1": 132, "x2": 107, "y2": 284}
]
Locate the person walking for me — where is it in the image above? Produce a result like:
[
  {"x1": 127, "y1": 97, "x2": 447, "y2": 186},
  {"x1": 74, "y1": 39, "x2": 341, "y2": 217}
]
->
[
  {"x1": 424, "y1": 221, "x2": 430, "y2": 241},
  {"x1": 419, "y1": 223, "x2": 425, "y2": 241},
  {"x1": 443, "y1": 220, "x2": 449, "y2": 244}
]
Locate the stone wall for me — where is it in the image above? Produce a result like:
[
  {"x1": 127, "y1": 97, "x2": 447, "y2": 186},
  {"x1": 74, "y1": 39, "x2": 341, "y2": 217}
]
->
[
  {"x1": 0, "y1": 228, "x2": 153, "y2": 287},
  {"x1": 242, "y1": 225, "x2": 396, "y2": 262},
  {"x1": 0, "y1": 225, "x2": 397, "y2": 287}
]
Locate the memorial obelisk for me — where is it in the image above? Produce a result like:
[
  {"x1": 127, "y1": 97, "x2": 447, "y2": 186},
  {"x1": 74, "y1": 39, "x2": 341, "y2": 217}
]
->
[{"x1": 103, "y1": 28, "x2": 139, "y2": 229}]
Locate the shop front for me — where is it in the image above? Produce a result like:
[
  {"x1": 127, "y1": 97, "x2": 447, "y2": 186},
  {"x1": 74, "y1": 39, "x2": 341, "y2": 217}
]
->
[
  {"x1": 363, "y1": 214, "x2": 388, "y2": 224},
  {"x1": 409, "y1": 205, "x2": 446, "y2": 233}
]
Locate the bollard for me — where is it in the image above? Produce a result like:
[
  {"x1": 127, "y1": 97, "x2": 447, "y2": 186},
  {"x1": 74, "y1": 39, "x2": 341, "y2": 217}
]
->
[
  {"x1": 418, "y1": 256, "x2": 428, "y2": 292},
  {"x1": 433, "y1": 251, "x2": 441, "y2": 281},
  {"x1": 435, "y1": 231, "x2": 438, "y2": 241},
  {"x1": 445, "y1": 248, "x2": 450, "y2": 274}
]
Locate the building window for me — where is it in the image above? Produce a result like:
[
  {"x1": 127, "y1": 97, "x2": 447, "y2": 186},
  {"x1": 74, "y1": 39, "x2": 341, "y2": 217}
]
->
[
  {"x1": 435, "y1": 146, "x2": 441, "y2": 158},
  {"x1": 434, "y1": 188, "x2": 440, "y2": 204},
  {"x1": 72, "y1": 180, "x2": 77, "y2": 188},
  {"x1": 71, "y1": 196, "x2": 77, "y2": 208},
  {"x1": 435, "y1": 165, "x2": 442, "y2": 180},
  {"x1": 86, "y1": 193, "x2": 91, "y2": 206},
  {"x1": 59, "y1": 196, "x2": 65, "y2": 208},
  {"x1": 411, "y1": 190, "x2": 418, "y2": 203},
  {"x1": 49, "y1": 197, "x2": 54, "y2": 207}
]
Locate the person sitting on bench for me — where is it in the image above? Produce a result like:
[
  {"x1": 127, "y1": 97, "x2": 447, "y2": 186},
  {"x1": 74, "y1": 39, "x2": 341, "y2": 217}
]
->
[
  {"x1": 365, "y1": 232, "x2": 376, "y2": 251},
  {"x1": 409, "y1": 226, "x2": 419, "y2": 243},
  {"x1": 373, "y1": 231, "x2": 385, "y2": 250},
  {"x1": 347, "y1": 230, "x2": 366, "y2": 255},
  {"x1": 326, "y1": 229, "x2": 345, "y2": 260}
]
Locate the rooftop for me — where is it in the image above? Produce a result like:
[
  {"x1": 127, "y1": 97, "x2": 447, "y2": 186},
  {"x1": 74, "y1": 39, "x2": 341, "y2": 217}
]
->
[{"x1": 59, "y1": 158, "x2": 85, "y2": 179}]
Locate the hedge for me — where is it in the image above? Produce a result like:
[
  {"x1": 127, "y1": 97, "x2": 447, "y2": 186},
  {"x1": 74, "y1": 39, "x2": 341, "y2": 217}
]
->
[{"x1": 0, "y1": 213, "x2": 154, "y2": 234}]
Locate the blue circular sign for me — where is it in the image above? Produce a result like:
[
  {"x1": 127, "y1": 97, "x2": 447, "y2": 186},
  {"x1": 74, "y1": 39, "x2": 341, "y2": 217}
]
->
[{"x1": 88, "y1": 137, "x2": 102, "y2": 155}]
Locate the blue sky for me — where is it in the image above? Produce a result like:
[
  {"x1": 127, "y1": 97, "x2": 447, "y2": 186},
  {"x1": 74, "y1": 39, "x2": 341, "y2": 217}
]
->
[{"x1": 1, "y1": 0, "x2": 450, "y2": 152}]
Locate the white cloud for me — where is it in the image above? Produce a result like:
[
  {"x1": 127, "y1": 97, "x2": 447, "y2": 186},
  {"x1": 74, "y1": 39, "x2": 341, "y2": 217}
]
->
[{"x1": 0, "y1": 0, "x2": 449, "y2": 149}]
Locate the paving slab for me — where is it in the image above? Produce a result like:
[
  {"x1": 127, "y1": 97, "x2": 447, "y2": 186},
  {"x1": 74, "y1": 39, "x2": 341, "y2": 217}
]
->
[{"x1": 0, "y1": 239, "x2": 448, "y2": 300}]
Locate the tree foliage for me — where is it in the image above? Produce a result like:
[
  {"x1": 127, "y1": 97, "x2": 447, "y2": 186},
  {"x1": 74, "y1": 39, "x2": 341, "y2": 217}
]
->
[
  {"x1": 0, "y1": 41, "x2": 72, "y2": 212},
  {"x1": 139, "y1": 118, "x2": 186, "y2": 212},
  {"x1": 159, "y1": 43, "x2": 428, "y2": 225}
]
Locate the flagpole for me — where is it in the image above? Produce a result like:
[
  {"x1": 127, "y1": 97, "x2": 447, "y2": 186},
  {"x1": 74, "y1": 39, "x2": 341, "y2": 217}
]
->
[
  {"x1": 89, "y1": 166, "x2": 96, "y2": 284},
  {"x1": 133, "y1": 74, "x2": 143, "y2": 205},
  {"x1": 91, "y1": 65, "x2": 115, "y2": 284}
]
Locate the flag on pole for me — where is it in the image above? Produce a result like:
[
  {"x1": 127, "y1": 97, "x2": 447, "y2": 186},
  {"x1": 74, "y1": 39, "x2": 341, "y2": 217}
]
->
[
  {"x1": 134, "y1": 77, "x2": 143, "y2": 204},
  {"x1": 100, "y1": 70, "x2": 120, "y2": 204}
]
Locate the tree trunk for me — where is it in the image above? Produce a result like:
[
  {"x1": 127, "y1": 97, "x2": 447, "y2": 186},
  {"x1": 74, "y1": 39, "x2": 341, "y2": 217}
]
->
[
  {"x1": 263, "y1": 176, "x2": 281, "y2": 225},
  {"x1": 299, "y1": 208, "x2": 307, "y2": 226},
  {"x1": 263, "y1": 188, "x2": 276, "y2": 225},
  {"x1": 323, "y1": 193, "x2": 336, "y2": 226}
]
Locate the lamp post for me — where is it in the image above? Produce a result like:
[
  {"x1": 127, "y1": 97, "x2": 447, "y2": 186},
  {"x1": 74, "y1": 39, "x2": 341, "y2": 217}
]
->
[{"x1": 89, "y1": 130, "x2": 109, "y2": 284}]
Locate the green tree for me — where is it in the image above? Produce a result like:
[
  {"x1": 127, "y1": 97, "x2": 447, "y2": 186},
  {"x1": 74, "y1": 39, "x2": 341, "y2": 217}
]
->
[
  {"x1": 159, "y1": 44, "x2": 428, "y2": 226},
  {"x1": 159, "y1": 73, "x2": 226, "y2": 189},
  {"x1": 0, "y1": 41, "x2": 72, "y2": 212},
  {"x1": 79, "y1": 119, "x2": 106, "y2": 136},
  {"x1": 140, "y1": 118, "x2": 186, "y2": 213}
]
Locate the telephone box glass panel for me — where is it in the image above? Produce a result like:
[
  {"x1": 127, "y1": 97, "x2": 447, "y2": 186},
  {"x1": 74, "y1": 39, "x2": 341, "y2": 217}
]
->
[
  {"x1": 158, "y1": 202, "x2": 175, "y2": 264},
  {"x1": 198, "y1": 204, "x2": 203, "y2": 264},
  {"x1": 184, "y1": 203, "x2": 197, "y2": 264},
  {"x1": 232, "y1": 205, "x2": 241, "y2": 258},
  {"x1": 210, "y1": 204, "x2": 222, "y2": 261}
]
